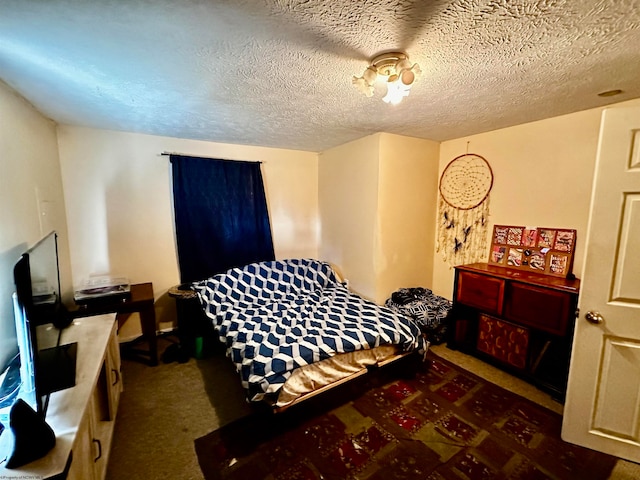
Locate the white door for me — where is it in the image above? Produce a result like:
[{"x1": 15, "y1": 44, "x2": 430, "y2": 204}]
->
[{"x1": 562, "y1": 105, "x2": 640, "y2": 461}]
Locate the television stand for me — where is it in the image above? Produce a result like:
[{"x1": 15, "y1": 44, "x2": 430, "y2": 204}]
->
[{"x1": 0, "y1": 314, "x2": 121, "y2": 479}]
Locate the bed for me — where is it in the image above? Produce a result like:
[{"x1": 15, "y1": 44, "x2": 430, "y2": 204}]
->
[{"x1": 191, "y1": 258, "x2": 428, "y2": 410}]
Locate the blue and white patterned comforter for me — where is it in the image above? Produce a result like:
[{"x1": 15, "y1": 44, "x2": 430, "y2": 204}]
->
[{"x1": 192, "y1": 258, "x2": 426, "y2": 402}]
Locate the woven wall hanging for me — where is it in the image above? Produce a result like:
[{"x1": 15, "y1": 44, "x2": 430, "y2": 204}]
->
[{"x1": 436, "y1": 153, "x2": 493, "y2": 267}]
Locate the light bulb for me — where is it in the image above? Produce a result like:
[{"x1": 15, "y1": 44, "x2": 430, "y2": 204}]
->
[{"x1": 383, "y1": 77, "x2": 410, "y2": 105}]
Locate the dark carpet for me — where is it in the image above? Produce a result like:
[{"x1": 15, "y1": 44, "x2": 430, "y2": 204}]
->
[{"x1": 194, "y1": 352, "x2": 617, "y2": 480}]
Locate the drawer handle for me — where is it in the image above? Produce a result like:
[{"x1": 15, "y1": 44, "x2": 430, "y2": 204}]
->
[
  {"x1": 93, "y1": 438, "x2": 102, "y2": 462},
  {"x1": 585, "y1": 311, "x2": 604, "y2": 324},
  {"x1": 112, "y1": 368, "x2": 120, "y2": 386}
]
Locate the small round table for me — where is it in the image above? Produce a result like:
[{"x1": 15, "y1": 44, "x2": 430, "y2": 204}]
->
[
  {"x1": 167, "y1": 285, "x2": 205, "y2": 362},
  {"x1": 168, "y1": 284, "x2": 198, "y2": 301}
]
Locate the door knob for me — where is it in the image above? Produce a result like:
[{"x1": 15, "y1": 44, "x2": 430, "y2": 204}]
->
[{"x1": 585, "y1": 311, "x2": 604, "y2": 324}]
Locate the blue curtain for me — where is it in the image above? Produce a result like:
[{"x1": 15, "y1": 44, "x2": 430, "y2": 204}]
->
[{"x1": 170, "y1": 155, "x2": 275, "y2": 283}]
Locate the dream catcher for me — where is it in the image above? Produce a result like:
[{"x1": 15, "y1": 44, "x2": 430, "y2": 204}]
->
[{"x1": 436, "y1": 153, "x2": 493, "y2": 267}]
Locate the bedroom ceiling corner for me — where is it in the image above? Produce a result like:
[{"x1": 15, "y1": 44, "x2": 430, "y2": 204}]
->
[{"x1": 1, "y1": 0, "x2": 639, "y2": 153}]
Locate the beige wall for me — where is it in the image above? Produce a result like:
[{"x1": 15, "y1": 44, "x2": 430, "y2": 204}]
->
[
  {"x1": 8, "y1": 73, "x2": 640, "y2": 340},
  {"x1": 431, "y1": 98, "x2": 640, "y2": 300},
  {"x1": 376, "y1": 134, "x2": 440, "y2": 302},
  {"x1": 319, "y1": 134, "x2": 380, "y2": 299},
  {"x1": 319, "y1": 133, "x2": 440, "y2": 304},
  {"x1": 57, "y1": 126, "x2": 319, "y2": 334},
  {"x1": 0, "y1": 81, "x2": 71, "y2": 366}
]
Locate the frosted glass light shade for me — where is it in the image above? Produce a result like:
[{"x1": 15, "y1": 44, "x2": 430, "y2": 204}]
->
[
  {"x1": 354, "y1": 52, "x2": 421, "y2": 104},
  {"x1": 382, "y1": 76, "x2": 411, "y2": 105}
]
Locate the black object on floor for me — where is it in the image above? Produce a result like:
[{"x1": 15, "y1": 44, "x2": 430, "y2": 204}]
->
[{"x1": 161, "y1": 343, "x2": 190, "y2": 364}]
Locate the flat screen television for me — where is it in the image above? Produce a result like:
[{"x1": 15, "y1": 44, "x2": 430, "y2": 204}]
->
[{"x1": 0, "y1": 231, "x2": 77, "y2": 463}]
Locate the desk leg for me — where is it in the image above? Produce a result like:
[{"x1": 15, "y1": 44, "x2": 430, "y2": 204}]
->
[{"x1": 139, "y1": 305, "x2": 158, "y2": 366}]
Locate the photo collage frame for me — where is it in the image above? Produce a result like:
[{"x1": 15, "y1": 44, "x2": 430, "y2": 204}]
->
[{"x1": 488, "y1": 225, "x2": 576, "y2": 278}]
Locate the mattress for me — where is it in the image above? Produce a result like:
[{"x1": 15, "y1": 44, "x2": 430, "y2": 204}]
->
[{"x1": 275, "y1": 344, "x2": 400, "y2": 408}]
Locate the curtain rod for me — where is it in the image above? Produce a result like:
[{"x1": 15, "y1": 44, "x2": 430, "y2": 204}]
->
[{"x1": 159, "y1": 151, "x2": 263, "y2": 163}]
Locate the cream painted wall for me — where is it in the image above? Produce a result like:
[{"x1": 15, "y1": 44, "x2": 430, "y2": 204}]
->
[
  {"x1": 431, "y1": 98, "x2": 640, "y2": 300},
  {"x1": 319, "y1": 134, "x2": 380, "y2": 299},
  {"x1": 57, "y1": 126, "x2": 318, "y2": 335},
  {"x1": 8, "y1": 74, "x2": 639, "y2": 344},
  {"x1": 0, "y1": 81, "x2": 71, "y2": 367},
  {"x1": 319, "y1": 133, "x2": 440, "y2": 304},
  {"x1": 376, "y1": 133, "x2": 440, "y2": 303}
]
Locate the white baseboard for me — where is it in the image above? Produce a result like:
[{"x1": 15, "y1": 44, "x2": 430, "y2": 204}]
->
[{"x1": 118, "y1": 326, "x2": 175, "y2": 344}]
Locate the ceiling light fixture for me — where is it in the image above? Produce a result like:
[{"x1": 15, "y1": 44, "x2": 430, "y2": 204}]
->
[{"x1": 353, "y1": 52, "x2": 421, "y2": 105}]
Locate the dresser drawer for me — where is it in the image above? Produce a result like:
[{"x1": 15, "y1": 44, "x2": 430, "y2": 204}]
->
[
  {"x1": 456, "y1": 271, "x2": 505, "y2": 315},
  {"x1": 504, "y1": 282, "x2": 574, "y2": 336}
]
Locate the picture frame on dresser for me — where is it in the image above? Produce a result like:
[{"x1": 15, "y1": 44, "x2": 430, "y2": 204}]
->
[{"x1": 488, "y1": 225, "x2": 577, "y2": 278}]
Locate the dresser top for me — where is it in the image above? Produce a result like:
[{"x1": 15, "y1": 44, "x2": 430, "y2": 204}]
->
[{"x1": 456, "y1": 262, "x2": 580, "y2": 293}]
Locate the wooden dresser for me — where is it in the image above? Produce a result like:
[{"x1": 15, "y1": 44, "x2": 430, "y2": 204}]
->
[{"x1": 448, "y1": 262, "x2": 580, "y2": 400}]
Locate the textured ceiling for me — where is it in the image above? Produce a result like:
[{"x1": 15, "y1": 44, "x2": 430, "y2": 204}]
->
[{"x1": 1, "y1": 0, "x2": 640, "y2": 152}]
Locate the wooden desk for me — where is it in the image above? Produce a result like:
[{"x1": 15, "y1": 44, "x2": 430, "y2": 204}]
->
[{"x1": 71, "y1": 283, "x2": 158, "y2": 366}]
